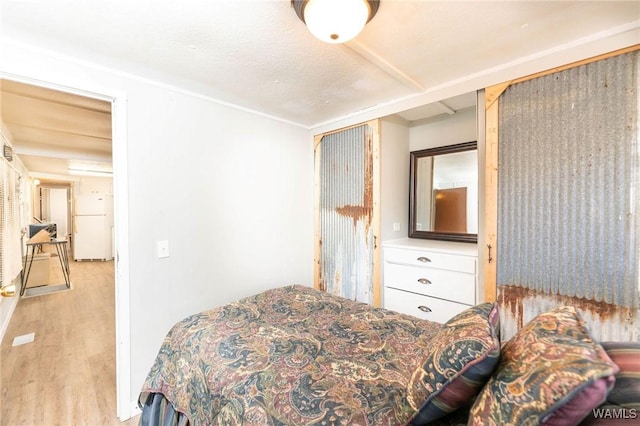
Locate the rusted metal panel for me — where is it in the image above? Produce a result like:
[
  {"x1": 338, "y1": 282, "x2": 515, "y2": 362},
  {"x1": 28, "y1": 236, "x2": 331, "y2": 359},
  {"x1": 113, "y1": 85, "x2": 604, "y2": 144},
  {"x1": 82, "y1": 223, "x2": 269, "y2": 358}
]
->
[
  {"x1": 318, "y1": 124, "x2": 375, "y2": 304},
  {"x1": 498, "y1": 285, "x2": 639, "y2": 341},
  {"x1": 497, "y1": 51, "x2": 639, "y2": 341}
]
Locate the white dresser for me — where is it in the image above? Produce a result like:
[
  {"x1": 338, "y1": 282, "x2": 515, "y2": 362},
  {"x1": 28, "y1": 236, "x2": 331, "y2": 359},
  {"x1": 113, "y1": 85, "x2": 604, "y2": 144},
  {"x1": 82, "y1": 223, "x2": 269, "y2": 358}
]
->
[{"x1": 383, "y1": 238, "x2": 478, "y2": 324}]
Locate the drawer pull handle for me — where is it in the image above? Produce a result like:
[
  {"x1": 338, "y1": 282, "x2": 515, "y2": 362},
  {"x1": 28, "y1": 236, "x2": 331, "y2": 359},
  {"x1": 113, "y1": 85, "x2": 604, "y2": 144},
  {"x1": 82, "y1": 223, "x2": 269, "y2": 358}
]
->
[
  {"x1": 418, "y1": 305, "x2": 432, "y2": 313},
  {"x1": 417, "y1": 278, "x2": 432, "y2": 285},
  {"x1": 417, "y1": 256, "x2": 431, "y2": 263}
]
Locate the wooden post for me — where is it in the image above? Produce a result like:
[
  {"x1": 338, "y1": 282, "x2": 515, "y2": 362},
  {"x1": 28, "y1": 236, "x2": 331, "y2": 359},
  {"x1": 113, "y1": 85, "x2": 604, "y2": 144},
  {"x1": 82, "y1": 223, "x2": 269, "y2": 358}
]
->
[
  {"x1": 370, "y1": 119, "x2": 381, "y2": 307},
  {"x1": 484, "y1": 82, "x2": 509, "y2": 302},
  {"x1": 313, "y1": 134, "x2": 323, "y2": 292}
]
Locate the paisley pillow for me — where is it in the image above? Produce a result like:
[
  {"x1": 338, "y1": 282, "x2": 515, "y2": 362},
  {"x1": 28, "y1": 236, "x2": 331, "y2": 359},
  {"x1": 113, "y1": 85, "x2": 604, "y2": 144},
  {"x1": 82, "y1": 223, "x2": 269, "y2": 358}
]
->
[
  {"x1": 468, "y1": 306, "x2": 619, "y2": 426},
  {"x1": 407, "y1": 302, "x2": 500, "y2": 425},
  {"x1": 579, "y1": 341, "x2": 640, "y2": 425},
  {"x1": 600, "y1": 341, "x2": 640, "y2": 408}
]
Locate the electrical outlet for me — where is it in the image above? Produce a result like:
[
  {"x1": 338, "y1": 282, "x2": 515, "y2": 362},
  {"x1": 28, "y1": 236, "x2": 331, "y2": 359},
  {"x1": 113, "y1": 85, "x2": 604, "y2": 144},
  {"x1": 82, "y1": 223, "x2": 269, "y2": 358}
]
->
[
  {"x1": 393, "y1": 222, "x2": 401, "y2": 232},
  {"x1": 157, "y1": 240, "x2": 170, "y2": 258}
]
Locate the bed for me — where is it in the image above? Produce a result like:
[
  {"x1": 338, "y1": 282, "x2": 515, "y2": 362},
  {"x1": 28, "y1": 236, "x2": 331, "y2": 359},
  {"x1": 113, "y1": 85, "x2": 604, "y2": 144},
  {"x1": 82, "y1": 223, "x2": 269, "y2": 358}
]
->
[{"x1": 138, "y1": 285, "x2": 635, "y2": 426}]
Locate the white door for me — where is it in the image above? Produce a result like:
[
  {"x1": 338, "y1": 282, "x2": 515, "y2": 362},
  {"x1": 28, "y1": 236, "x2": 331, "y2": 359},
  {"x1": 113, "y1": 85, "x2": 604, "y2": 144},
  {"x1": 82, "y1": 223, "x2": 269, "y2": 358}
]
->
[{"x1": 47, "y1": 188, "x2": 69, "y2": 239}]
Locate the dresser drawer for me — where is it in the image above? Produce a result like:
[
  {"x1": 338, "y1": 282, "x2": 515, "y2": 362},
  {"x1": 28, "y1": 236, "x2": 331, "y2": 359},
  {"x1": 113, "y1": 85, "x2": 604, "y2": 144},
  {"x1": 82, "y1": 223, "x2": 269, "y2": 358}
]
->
[
  {"x1": 384, "y1": 263, "x2": 475, "y2": 305},
  {"x1": 384, "y1": 247, "x2": 476, "y2": 273},
  {"x1": 384, "y1": 288, "x2": 470, "y2": 324}
]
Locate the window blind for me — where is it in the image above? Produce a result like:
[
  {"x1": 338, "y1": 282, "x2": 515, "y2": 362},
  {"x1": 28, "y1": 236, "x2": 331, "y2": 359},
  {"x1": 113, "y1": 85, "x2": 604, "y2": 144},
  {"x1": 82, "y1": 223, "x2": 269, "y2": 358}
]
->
[{"x1": 0, "y1": 145, "x2": 24, "y2": 287}]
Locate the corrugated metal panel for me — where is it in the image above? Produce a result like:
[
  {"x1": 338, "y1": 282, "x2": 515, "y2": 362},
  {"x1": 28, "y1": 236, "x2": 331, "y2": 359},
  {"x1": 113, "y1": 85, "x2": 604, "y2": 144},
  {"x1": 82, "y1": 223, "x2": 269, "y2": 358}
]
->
[
  {"x1": 318, "y1": 125, "x2": 374, "y2": 303},
  {"x1": 497, "y1": 51, "x2": 639, "y2": 341},
  {"x1": 498, "y1": 286, "x2": 639, "y2": 342}
]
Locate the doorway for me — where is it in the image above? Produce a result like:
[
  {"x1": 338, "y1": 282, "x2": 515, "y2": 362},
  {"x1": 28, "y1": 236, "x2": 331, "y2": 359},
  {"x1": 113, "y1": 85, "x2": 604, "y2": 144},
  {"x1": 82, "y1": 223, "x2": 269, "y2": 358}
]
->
[
  {"x1": 0, "y1": 75, "x2": 131, "y2": 420},
  {"x1": 36, "y1": 185, "x2": 71, "y2": 240},
  {"x1": 433, "y1": 187, "x2": 468, "y2": 233}
]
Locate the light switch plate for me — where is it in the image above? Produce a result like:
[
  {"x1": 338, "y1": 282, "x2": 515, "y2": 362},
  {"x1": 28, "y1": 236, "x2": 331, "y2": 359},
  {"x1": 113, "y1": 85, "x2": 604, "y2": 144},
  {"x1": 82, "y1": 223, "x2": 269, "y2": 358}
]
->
[{"x1": 157, "y1": 240, "x2": 170, "y2": 258}]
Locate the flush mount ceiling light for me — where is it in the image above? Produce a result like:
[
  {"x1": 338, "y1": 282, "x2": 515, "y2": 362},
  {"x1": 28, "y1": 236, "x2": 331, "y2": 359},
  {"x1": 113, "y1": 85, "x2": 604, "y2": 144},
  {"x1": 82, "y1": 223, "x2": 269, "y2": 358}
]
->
[{"x1": 292, "y1": 0, "x2": 380, "y2": 44}]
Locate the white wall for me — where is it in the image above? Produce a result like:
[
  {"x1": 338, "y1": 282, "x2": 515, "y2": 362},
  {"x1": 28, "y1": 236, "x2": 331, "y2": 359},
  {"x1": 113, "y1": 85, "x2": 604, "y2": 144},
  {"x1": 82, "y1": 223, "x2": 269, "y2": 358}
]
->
[
  {"x1": 410, "y1": 107, "x2": 478, "y2": 234},
  {"x1": 379, "y1": 111, "x2": 478, "y2": 309},
  {"x1": 1, "y1": 39, "x2": 315, "y2": 416},
  {"x1": 379, "y1": 108, "x2": 478, "y2": 241},
  {"x1": 409, "y1": 107, "x2": 477, "y2": 151},
  {"x1": 380, "y1": 117, "x2": 410, "y2": 242},
  {"x1": 46, "y1": 188, "x2": 68, "y2": 238},
  {"x1": 126, "y1": 86, "x2": 314, "y2": 403}
]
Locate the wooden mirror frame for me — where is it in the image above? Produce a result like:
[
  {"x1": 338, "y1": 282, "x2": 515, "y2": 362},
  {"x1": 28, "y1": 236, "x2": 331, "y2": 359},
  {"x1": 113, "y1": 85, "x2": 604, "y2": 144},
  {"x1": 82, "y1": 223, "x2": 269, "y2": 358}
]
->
[{"x1": 409, "y1": 141, "x2": 478, "y2": 243}]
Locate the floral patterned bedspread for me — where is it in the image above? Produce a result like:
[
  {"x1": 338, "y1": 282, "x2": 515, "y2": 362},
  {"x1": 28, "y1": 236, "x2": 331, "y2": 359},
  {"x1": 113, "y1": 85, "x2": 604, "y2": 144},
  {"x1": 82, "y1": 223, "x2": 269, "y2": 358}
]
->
[{"x1": 139, "y1": 285, "x2": 443, "y2": 426}]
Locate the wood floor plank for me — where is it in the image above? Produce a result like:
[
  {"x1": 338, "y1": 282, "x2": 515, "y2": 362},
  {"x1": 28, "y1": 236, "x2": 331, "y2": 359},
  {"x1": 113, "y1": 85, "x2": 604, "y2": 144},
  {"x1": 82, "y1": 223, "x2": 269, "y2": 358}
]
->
[{"x1": 1, "y1": 247, "x2": 140, "y2": 425}]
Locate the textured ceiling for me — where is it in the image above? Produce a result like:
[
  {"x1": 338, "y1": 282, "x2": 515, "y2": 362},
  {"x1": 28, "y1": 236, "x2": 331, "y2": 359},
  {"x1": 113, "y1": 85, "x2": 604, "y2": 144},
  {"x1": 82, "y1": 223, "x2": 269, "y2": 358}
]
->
[
  {"x1": 0, "y1": 79, "x2": 112, "y2": 179},
  {"x1": 0, "y1": 0, "x2": 639, "y2": 178}
]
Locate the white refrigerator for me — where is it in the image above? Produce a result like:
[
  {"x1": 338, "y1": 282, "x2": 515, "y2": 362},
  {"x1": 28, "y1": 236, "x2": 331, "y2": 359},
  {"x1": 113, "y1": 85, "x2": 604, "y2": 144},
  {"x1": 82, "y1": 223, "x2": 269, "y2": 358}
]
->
[{"x1": 73, "y1": 194, "x2": 114, "y2": 261}]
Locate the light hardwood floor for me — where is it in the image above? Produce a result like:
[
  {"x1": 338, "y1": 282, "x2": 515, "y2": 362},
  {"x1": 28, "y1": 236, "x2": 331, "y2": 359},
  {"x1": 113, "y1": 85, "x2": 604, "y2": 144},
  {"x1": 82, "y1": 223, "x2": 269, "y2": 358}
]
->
[{"x1": 1, "y1": 247, "x2": 140, "y2": 425}]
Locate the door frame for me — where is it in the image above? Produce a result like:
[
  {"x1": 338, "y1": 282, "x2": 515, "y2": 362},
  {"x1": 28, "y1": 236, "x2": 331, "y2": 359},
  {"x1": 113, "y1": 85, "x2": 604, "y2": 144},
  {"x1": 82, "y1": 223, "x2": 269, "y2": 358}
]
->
[
  {"x1": 36, "y1": 184, "x2": 71, "y2": 240},
  {"x1": 0, "y1": 72, "x2": 132, "y2": 420}
]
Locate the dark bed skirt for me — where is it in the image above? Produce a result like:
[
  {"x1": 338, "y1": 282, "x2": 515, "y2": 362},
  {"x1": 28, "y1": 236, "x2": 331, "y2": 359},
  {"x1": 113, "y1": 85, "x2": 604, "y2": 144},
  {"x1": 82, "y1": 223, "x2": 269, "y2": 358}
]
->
[
  {"x1": 138, "y1": 390, "x2": 471, "y2": 426},
  {"x1": 139, "y1": 392, "x2": 190, "y2": 426}
]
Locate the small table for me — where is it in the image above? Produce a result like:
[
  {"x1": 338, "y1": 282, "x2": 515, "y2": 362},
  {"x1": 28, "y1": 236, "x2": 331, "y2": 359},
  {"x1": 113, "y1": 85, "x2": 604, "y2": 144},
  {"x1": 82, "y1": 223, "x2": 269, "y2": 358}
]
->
[{"x1": 21, "y1": 229, "x2": 71, "y2": 296}]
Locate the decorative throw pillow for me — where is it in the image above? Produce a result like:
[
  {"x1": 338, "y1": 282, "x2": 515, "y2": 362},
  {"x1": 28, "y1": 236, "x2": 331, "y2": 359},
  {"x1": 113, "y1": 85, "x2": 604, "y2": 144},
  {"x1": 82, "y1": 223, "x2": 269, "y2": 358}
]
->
[
  {"x1": 468, "y1": 306, "x2": 619, "y2": 426},
  {"x1": 579, "y1": 342, "x2": 640, "y2": 425},
  {"x1": 600, "y1": 341, "x2": 640, "y2": 408},
  {"x1": 407, "y1": 302, "x2": 500, "y2": 425}
]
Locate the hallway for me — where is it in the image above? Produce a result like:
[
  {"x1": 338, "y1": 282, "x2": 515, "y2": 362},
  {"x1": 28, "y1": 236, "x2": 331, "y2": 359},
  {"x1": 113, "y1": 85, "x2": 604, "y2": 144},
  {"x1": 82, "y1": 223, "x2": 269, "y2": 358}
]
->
[{"x1": 1, "y1": 250, "x2": 139, "y2": 425}]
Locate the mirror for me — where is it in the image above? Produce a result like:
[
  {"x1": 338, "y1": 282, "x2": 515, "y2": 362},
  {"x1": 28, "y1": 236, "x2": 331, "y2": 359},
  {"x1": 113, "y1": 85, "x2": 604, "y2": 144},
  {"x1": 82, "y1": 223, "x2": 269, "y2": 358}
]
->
[{"x1": 409, "y1": 141, "x2": 477, "y2": 242}]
